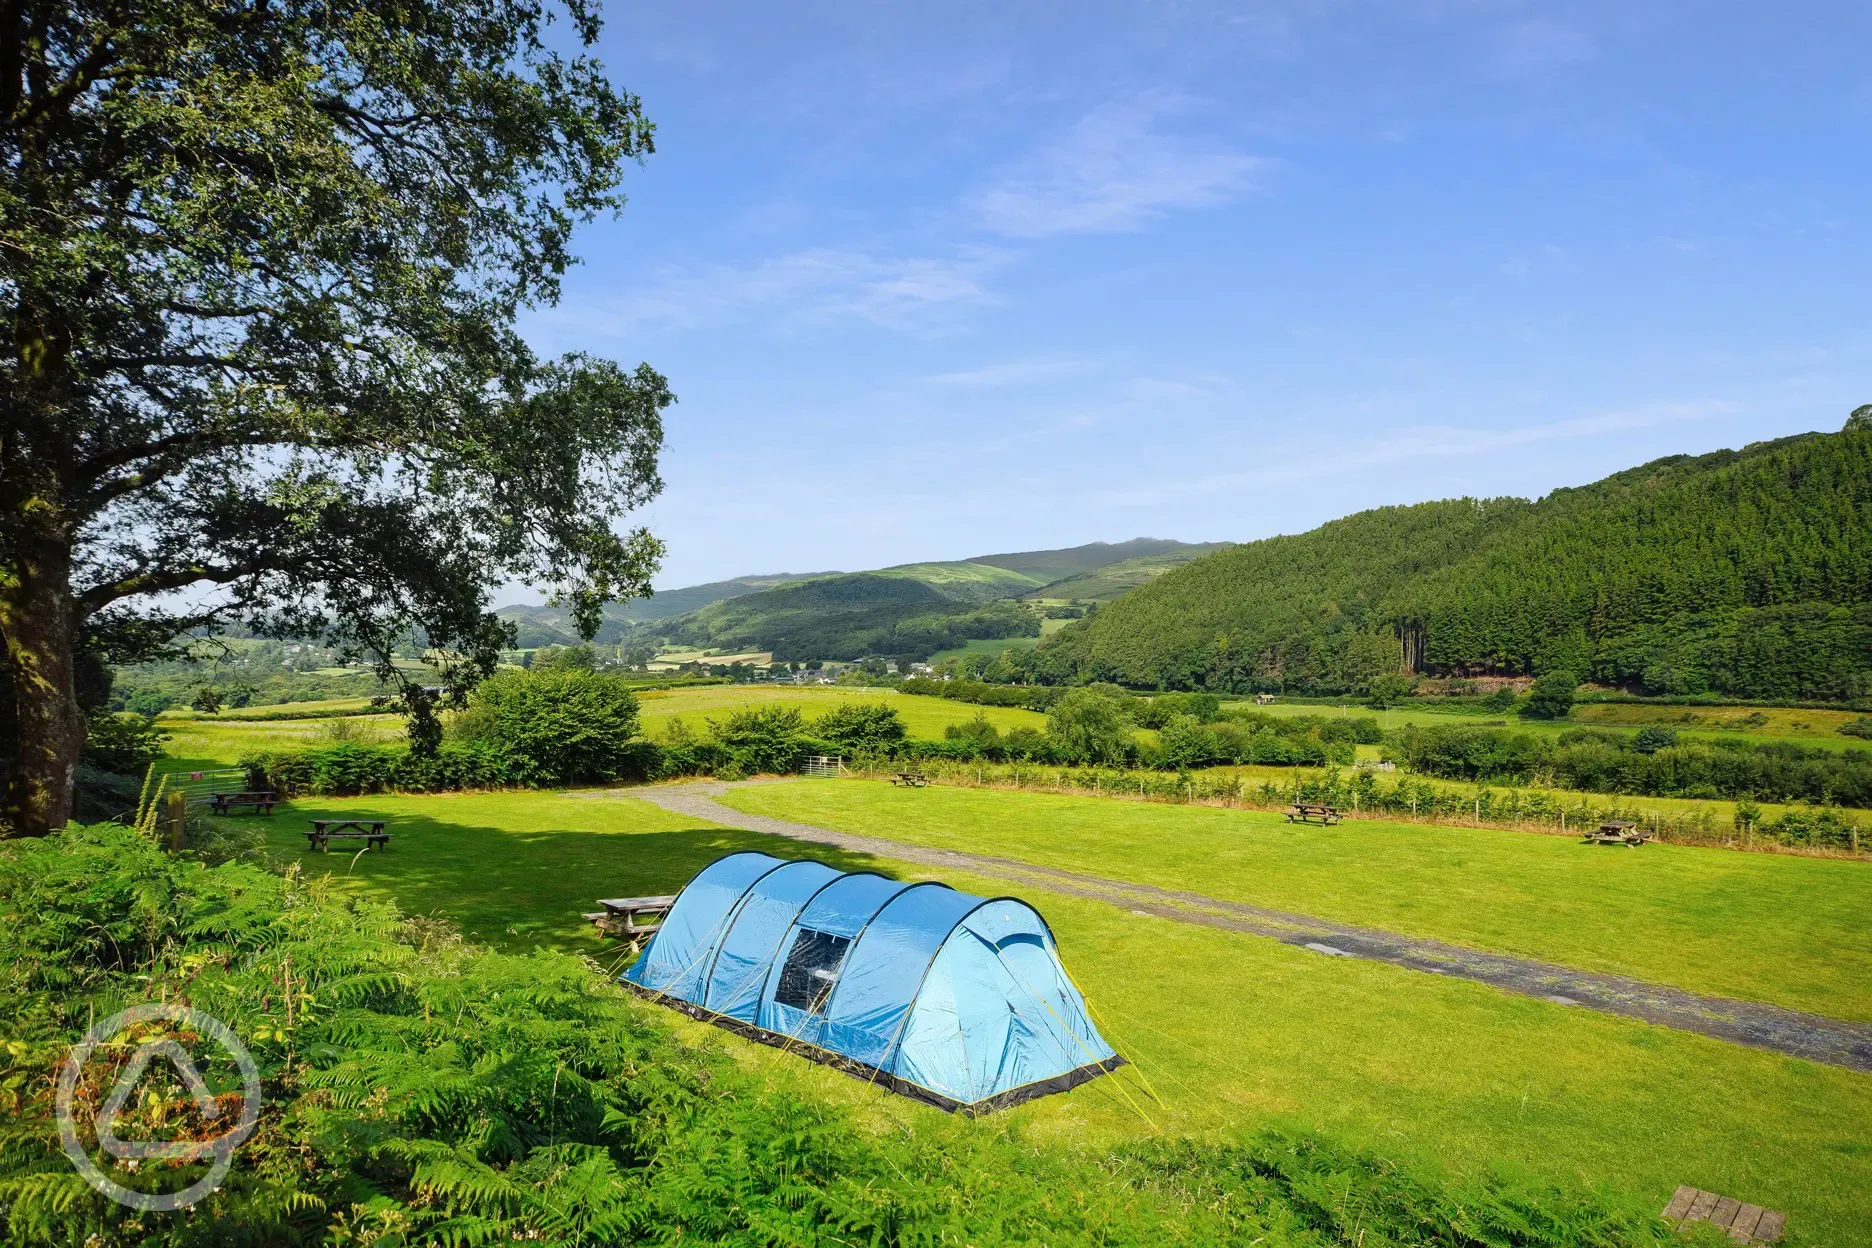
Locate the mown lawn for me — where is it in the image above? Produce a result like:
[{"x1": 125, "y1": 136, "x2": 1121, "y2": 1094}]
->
[
  {"x1": 717, "y1": 780, "x2": 1872, "y2": 1023},
  {"x1": 227, "y1": 785, "x2": 1872, "y2": 1246}
]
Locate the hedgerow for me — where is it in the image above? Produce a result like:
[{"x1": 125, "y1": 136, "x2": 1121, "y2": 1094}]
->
[
  {"x1": 1392, "y1": 724, "x2": 1872, "y2": 807},
  {"x1": 0, "y1": 823, "x2": 1678, "y2": 1246}
]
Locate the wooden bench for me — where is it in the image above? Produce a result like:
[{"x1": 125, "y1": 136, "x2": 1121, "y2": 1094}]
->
[
  {"x1": 210, "y1": 790, "x2": 278, "y2": 816},
  {"x1": 305, "y1": 820, "x2": 391, "y2": 852},
  {"x1": 1583, "y1": 820, "x2": 1652, "y2": 846},
  {"x1": 1285, "y1": 802, "x2": 1343, "y2": 825},
  {"x1": 586, "y1": 895, "x2": 677, "y2": 946},
  {"x1": 891, "y1": 771, "x2": 929, "y2": 788},
  {"x1": 1662, "y1": 1185, "x2": 1784, "y2": 1243}
]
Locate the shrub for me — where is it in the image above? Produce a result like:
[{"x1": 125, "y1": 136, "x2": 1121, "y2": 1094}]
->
[
  {"x1": 812, "y1": 702, "x2": 907, "y2": 753},
  {"x1": 1633, "y1": 726, "x2": 1679, "y2": 754},
  {"x1": 1044, "y1": 688, "x2": 1134, "y2": 765},
  {"x1": 1841, "y1": 716, "x2": 1872, "y2": 740},
  {"x1": 708, "y1": 704, "x2": 813, "y2": 775},
  {"x1": 945, "y1": 712, "x2": 1004, "y2": 754},
  {"x1": 1367, "y1": 673, "x2": 1413, "y2": 709},
  {"x1": 79, "y1": 712, "x2": 169, "y2": 774},
  {"x1": 1133, "y1": 692, "x2": 1225, "y2": 728},
  {"x1": 121, "y1": 687, "x2": 174, "y2": 717},
  {"x1": 453, "y1": 667, "x2": 643, "y2": 784},
  {"x1": 1523, "y1": 671, "x2": 1578, "y2": 719}
]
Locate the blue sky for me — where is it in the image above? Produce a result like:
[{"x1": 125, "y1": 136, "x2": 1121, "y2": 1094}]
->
[{"x1": 517, "y1": 0, "x2": 1872, "y2": 593}]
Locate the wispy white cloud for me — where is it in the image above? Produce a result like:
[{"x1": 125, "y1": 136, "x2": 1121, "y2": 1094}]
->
[
  {"x1": 1109, "y1": 400, "x2": 1734, "y2": 505},
  {"x1": 970, "y1": 95, "x2": 1263, "y2": 238},
  {"x1": 922, "y1": 355, "x2": 1091, "y2": 388},
  {"x1": 558, "y1": 245, "x2": 1010, "y2": 336}
]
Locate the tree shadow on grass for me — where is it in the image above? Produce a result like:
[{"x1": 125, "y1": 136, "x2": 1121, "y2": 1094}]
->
[{"x1": 255, "y1": 805, "x2": 893, "y2": 955}]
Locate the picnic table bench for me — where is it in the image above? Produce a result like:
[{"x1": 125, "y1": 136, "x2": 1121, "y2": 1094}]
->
[
  {"x1": 585, "y1": 895, "x2": 677, "y2": 945},
  {"x1": 1286, "y1": 802, "x2": 1343, "y2": 825},
  {"x1": 1583, "y1": 820, "x2": 1652, "y2": 846},
  {"x1": 210, "y1": 790, "x2": 278, "y2": 816},
  {"x1": 890, "y1": 771, "x2": 929, "y2": 788},
  {"x1": 305, "y1": 819, "x2": 391, "y2": 852}
]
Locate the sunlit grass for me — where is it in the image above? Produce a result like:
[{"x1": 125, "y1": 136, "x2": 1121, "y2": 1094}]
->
[
  {"x1": 1242, "y1": 697, "x2": 1867, "y2": 752},
  {"x1": 633, "y1": 684, "x2": 1047, "y2": 741},
  {"x1": 227, "y1": 784, "x2": 1872, "y2": 1246},
  {"x1": 719, "y1": 779, "x2": 1872, "y2": 1023}
]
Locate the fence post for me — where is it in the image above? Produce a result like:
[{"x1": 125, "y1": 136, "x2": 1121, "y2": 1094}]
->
[{"x1": 166, "y1": 790, "x2": 187, "y2": 852}]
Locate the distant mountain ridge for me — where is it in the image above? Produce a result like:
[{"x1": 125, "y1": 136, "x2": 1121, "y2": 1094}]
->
[{"x1": 495, "y1": 538, "x2": 1222, "y2": 654}]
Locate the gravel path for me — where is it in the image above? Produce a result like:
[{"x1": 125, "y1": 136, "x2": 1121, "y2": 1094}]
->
[{"x1": 626, "y1": 781, "x2": 1872, "y2": 1074}]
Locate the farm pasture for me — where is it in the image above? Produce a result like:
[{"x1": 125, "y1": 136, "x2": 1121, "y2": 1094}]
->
[{"x1": 631, "y1": 683, "x2": 1047, "y2": 741}]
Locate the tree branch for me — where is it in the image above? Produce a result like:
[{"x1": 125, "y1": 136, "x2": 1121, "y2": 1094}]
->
[{"x1": 76, "y1": 562, "x2": 247, "y2": 615}]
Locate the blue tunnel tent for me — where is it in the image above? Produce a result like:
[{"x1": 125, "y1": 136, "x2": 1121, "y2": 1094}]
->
[{"x1": 622, "y1": 851, "x2": 1123, "y2": 1114}]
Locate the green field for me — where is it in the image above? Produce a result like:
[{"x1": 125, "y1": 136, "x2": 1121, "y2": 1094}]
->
[
  {"x1": 633, "y1": 683, "x2": 1047, "y2": 740},
  {"x1": 929, "y1": 617, "x2": 1071, "y2": 663},
  {"x1": 720, "y1": 781, "x2": 1872, "y2": 1022},
  {"x1": 235, "y1": 781, "x2": 1872, "y2": 1244},
  {"x1": 156, "y1": 711, "x2": 406, "y2": 769},
  {"x1": 1246, "y1": 698, "x2": 1869, "y2": 753},
  {"x1": 149, "y1": 685, "x2": 1049, "y2": 769}
]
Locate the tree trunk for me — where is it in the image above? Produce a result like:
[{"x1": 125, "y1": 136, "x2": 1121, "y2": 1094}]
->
[{"x1": 0, "y1": 538, "x2": 83, "y2": 836}]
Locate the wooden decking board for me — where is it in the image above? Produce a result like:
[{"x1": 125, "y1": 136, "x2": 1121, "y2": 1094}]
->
[
  {"x1": 1728, "y1": 1205, "x2": 1765, "y2": 1242},
  {"x1": 1663, "y1": 1188, "x2": 1783, "y2": 1244}
]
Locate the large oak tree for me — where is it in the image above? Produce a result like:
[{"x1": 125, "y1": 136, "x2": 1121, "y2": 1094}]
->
[{"x1": 1, "y1": 0, "x2": 671, "y2": 834}]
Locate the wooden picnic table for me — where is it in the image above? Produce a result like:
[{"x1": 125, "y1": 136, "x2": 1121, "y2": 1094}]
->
[
  {"x1": 210, "y1": 790, "x2": 278, "y2": 816},
  {"x1": 1285, "y1": 802, "x2": 1343, "y2": 825},
  {"x1": 1583, "y1": 820, "x2": 1652, "y2": 847},
  {"x1": 890, "y1": 771, "x2": 929, "y2": 788},
  {"x1": 305, "y1": 819, "x2": 392, "y2": 852},
  {"x1": 585, "y1": 894, "x2": 677, "y2": 944}
]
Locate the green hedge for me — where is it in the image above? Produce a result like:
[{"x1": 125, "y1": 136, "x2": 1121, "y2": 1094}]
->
[{"x1": 241, "y1": 740, "x2": 665, "y2": 795}]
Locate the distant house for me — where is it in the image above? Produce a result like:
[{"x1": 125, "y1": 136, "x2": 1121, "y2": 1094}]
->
[{"x1": 1254, "y1": 693, "x2": 1277, "y2": 705}]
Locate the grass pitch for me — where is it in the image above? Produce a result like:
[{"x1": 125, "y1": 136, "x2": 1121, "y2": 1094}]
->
[
  {"x1": 224, "y1": 780, "x2": 1872, "y2": 1244},
  {"x1": 719, "y1": 780, "x2": 1872, "y2": 1023}
]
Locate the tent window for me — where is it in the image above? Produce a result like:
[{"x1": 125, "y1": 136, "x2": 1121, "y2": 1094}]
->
[{"x1": 775, "y1": 929, "x2": 851, "y2": 1013}]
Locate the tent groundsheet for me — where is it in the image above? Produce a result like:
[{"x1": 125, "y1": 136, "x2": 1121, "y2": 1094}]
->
[{"x1": 622, "y1": 852, "x2": 1121, "y2": 1114}]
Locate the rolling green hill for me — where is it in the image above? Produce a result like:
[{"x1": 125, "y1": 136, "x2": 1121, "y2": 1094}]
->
[
  {"x1": 1025, "y1": 547, "x2": 1231, "y2": 602},
  {"x1": 868, "y1": 561, "x2": 1048, "y2": 601},
  {"x1": 617, "y1": 539, "x2": 1221, "y2": 662},
  {"x1": 1043, "y1": 424, "x2": 1872, "y2": 700},
  {"x1": 651, "y1": 573, "x2": 1039, "y2": 662},
  {"x1": 494, "y1": 540, "x2": 1218, "y2": 650},
  {"x1": 971, "y1": 537, "x2": 1225, "y2": 586},
  {"x1": 495, "y1": 571, "x2": 834, "y2": 646}
]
